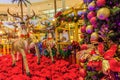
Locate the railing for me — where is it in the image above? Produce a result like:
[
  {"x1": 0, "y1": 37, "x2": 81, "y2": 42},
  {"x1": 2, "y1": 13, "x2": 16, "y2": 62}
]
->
[{"x1": 0, "y1": 44, "x2": 11, "y2": 55}]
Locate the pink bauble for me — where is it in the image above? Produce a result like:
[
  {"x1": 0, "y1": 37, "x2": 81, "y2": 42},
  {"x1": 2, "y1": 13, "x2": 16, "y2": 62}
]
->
[
  {"x1": 90, "y1": 17, "x2": 96, "y2": 24},
  {"x1": 81, "y1": 25, "x2": 86, "y2": 33},
  {"x1": 87, "y1": 11, "x2": 96, "y2": 20},
  {"x1": 97, "y1": 0, "x2": 106, "y2": 7}
]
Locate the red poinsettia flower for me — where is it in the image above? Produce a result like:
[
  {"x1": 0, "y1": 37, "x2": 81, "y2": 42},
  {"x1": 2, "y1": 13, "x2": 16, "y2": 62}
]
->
[
  {"x1": 88, "y1": 43, "x2": 119, "y2": 72},
  {"x1": 87, "y1": 61, "x2": 102, "y2": 71}
]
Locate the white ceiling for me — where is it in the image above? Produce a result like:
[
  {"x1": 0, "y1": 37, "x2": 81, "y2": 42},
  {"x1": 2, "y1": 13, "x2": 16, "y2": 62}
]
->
[{"x1": 0, "y1": 0, "x2": 47, "y2": 4}]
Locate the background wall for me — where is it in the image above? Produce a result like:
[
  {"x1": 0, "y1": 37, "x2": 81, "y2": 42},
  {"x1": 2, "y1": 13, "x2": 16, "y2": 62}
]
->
[{"x1": 0, "y1": 0, "x2": 82, "y2": 17}]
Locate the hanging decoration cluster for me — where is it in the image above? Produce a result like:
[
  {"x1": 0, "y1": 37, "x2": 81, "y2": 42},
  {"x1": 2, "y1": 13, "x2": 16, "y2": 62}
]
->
[
  {"x1": 81, "y1": 0, "x2": 120, "y2": 44},
  {"x1": 54, "y1": 10, "x2": 84, "y2": 27}
]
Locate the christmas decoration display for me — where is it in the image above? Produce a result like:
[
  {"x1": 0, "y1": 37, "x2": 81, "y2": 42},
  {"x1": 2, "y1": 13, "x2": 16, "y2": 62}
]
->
[
  {"x1": 0, "y1": 0, "x2": 120, "y2": 79},
  {"x1": 6, "y1": 0, "x2": 40, "y2": 77},
  {"x1": 40, "y1": 32, "x2": 59, "y2": 63},
  {"x1": 79, "y1": 0, "x2": 120, "y2": 79},
  {"x1": 54, "y1": 1, "x2": 85, "y2": 27}
]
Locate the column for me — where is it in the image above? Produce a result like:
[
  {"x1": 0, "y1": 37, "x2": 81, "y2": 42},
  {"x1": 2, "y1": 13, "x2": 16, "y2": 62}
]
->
[{"x1": 62, "y1": 0, "x2": 66, "y2": 10}]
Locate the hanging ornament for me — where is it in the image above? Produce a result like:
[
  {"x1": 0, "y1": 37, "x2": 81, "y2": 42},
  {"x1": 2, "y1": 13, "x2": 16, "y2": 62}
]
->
[
  {"x1": 96, "y1": 0, "x2": 106, "y2": 7},
  {"x1": 88, "y1": 1, "x2": 96, "y2": 11},
  {"x1": 90, "y1": 32, "x2": 99, "y2": 42},
  {"x1": 87, "y1": 11, "x2": 96, "y2": 20},
  {"x1": 81, "y1": 25, "x2": 86, "y2": 33},
  {"x1": 97, "y1": 7, "x2": 110, "y2": 20},
  {"x1": 90, "y1": 17, "x2": 97, "y2": 24},
  {"x1": 86, "y1": 25, "x2": 93, "y2": 34}
]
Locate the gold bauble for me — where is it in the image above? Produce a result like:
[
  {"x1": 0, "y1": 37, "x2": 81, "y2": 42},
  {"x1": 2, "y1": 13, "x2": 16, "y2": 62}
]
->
[
  {"x1": 90, "y1": 32, "x2": 99, "y2": 41},
  {"x1": 97, "y1": 7, "x2": 110, "y2": 20},
  {"x1": 86, "y1": 25, "x2": 93, "y2": 34}
]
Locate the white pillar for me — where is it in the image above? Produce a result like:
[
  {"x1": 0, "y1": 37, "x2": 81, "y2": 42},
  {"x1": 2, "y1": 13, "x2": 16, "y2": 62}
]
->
[
  {"x1": 27, "y1": 0, "x2": 31, "y2": 16},
  {"x1": 62, "y1": 0, "x2": 66, "y2": 10}
]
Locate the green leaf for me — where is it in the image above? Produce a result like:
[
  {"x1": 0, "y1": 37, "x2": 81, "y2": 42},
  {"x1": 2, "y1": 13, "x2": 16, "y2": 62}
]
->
[{"x1": 111, "y1": 7, "x2": 120, "y2": 14}]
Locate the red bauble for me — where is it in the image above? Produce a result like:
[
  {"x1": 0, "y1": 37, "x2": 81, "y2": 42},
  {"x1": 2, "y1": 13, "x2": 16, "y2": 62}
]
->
[
  {"x1": 90, "y1": 17, "x2": 96, "y2": 24},
  {"x1": 79, "y1": 68, "x2": 86, "y2": 78},
  {"x1": 87, "y1": 11, "x2": 96, "y2": 20},
  {"x1": 81, "y1": 25, "x2": 86, "y2": 33},
  {"x1": 96, "y1": 0, "x2": 106, "y2": 7},
  {"x1": 80, "y1": 44, "x2": 88, "y2": 50}
]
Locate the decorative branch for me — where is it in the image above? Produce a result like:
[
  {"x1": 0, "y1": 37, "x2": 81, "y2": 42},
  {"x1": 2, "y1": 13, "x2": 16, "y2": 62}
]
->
[
  {"x1": 26, "y1": 10, "x2": 35, "y2": 21},
  {"x1": 7, "y1": 8, "x2": 22, "y2": 20}
]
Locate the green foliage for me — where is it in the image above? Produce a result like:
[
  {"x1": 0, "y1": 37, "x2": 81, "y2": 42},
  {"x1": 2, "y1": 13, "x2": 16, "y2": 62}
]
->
[
  {"x1": 111, "y1": 7, "x2": 120, "y2": 15},
  {"x1": 59, "y1": 49, "x2": 71, "y2": 58}
]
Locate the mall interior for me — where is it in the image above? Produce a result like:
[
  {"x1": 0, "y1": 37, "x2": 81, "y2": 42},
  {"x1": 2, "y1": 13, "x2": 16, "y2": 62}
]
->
[{"x1": 0, "y1": 0, "x2": 120, "y2": 79}]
